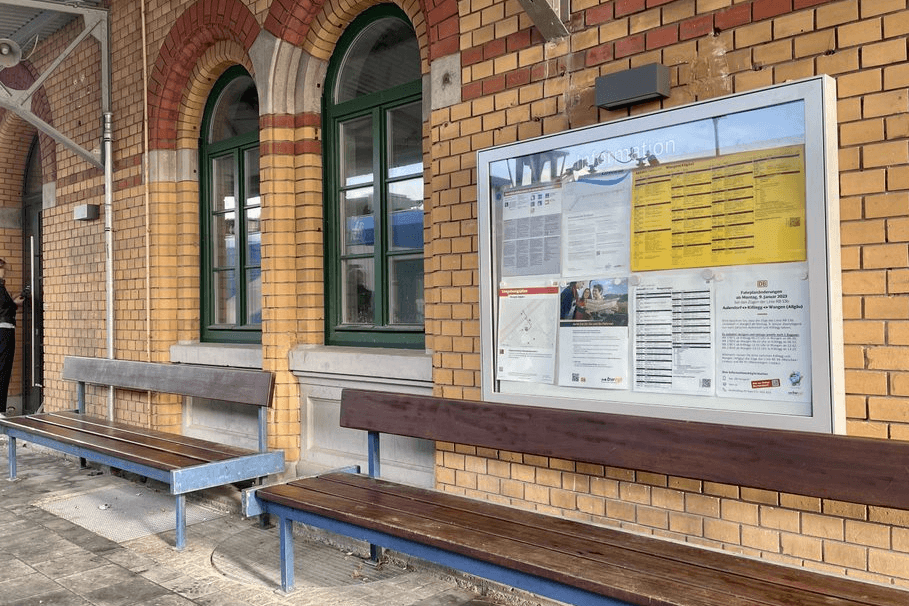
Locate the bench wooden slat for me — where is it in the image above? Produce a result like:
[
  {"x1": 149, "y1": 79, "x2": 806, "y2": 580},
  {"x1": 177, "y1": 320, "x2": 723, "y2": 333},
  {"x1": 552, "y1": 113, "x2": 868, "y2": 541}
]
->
[
  {"x1": 1, "y1": 414, "x2": 209, "y2": 471},
  {"x1": 260, "y1": 475, "x2": 896, "y2": 606},
  {"x1": 320, "y1": 473, "x2": 897, "y2": 605},
  {"x1": 62, "y1": 356, "x2": 274, "y2": 407},
  {"x1": 340, "y1": 389, "x2": 909, "y2": 511},
  {"x1": 257, "y1": 482, "x2": 757, "y2": 606},
  {"x1": 51, "y1": 412, "x2": 254, "y2": 459},
  {"x1": 32, "y1": 413, "x2": 247, "y2": 462}
]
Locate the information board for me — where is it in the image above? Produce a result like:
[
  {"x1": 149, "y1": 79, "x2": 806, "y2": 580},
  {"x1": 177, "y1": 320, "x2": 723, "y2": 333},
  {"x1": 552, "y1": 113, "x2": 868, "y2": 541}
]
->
[{"x1": 477, "y1": 77, "x2": 844, "y2": 433}]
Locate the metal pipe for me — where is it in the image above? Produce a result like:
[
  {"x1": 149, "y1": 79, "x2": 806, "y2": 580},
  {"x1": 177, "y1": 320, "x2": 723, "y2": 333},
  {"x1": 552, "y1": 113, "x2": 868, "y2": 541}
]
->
[
  {"x1": 29, "y1": 236, "x2": 36, "y2": 388},
  {"x1": 103, "y1": 112, "x2": 114, "y2": 420},
  {"x1": 141, "y1": 0, "x2": 151, "y2": 364}
]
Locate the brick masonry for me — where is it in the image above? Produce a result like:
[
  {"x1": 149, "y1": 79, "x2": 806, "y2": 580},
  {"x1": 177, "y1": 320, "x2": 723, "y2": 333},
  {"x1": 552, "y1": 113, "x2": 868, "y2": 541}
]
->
[{"x1": 0, "y1": 0, "x2": 908, "y2": 588}]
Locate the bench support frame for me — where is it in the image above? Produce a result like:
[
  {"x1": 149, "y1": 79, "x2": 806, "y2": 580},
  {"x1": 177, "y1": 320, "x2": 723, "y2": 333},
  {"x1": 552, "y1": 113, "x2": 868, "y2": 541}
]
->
[
  {"x1": 246, "y1": 495, "x2": 629, "y2": 605},
  {"x1": 4, "y1": 420, "x2": 283, "y2": 550},
  {"x1": 243, "y1": 430, "x2": 629, "y2": 603}
]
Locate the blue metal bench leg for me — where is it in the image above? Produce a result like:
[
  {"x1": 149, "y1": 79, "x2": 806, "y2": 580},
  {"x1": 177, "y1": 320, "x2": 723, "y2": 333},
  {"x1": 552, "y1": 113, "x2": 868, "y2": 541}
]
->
[
  {"x1": 7, "y1": 436, "x2": 16, "y2": 480},
  {"x1": 175, "y1": 494, "x2": 186, "y2": 550},
  {"x1": 367, "y1": 430, "x2": 381, "y2": 563},
  {"x1": 280, "y1": 516, "x2": 295, "y2": 593}
]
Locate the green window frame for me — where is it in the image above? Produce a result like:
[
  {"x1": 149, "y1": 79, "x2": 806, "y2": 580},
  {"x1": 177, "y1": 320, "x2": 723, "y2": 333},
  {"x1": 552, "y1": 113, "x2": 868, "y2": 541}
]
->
[
  {"x1": 199, "y1": 66, "x2": 262, "y2": 343},
  {"x1": 324, "y1": 5, "x2": 425, "y2": 349}
]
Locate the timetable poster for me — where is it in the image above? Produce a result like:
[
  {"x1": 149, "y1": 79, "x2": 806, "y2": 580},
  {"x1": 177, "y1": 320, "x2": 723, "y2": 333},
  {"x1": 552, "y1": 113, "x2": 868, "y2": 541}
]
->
[
  {"x1": 631, "y1": 146, "x2": 807, "y2": 272},
  {"x1": 633, "y1": 273, "x2": 714, "y2": 395}
]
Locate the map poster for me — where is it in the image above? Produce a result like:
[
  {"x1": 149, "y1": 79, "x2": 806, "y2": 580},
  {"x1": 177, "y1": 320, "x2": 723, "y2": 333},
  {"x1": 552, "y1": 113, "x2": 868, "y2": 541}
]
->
[
  {"x1": 633, "y1": 273, "x2": 714, "y2": 395},
  {"x1": 496, "y1": 286, "x2": 559, "y2": 384},
  {"x1": 557, "y1": 278, "x2": 630, "y2": 389},
  {"x1": 716, "y1": 266, "x2": 811, "y2": 403}
]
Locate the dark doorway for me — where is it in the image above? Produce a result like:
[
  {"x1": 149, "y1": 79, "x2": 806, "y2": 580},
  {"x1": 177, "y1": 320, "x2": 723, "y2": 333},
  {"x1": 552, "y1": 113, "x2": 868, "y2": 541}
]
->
[{"x1": 21, "y1": 136, "x2": 43, "y2": 414}]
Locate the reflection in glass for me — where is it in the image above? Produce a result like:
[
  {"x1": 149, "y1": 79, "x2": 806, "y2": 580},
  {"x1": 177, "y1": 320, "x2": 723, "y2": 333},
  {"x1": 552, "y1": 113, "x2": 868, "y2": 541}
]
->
[
  {"x1": 389, "y1": 255, "x2": 423, "y2": 325},
  {"x1": 341, "y1": 116, "x2": 374, "y2": 187},
  {"x1": 489, "y1": 100, "x2": 807, "y2": 190},
  {"x1": 247, "y1": 261, "x2": 262, "y2": 325},
  {"x1": 213, "y1": 270, "x2": 236, "y2": 325},
  {"x1": 246, "y1": 207, "x2": 261, "y2": 259},
  {"x1": 335, "y1": 17, "x2": 420, "y2": 104},
  {"x1": 212, "y1": 156, "x2": 235, "y2": 211},
  {"x1": 342, "y1": 188, "x2": 375, "y2": 255},
  {"x1": 209, "y1": 75, "x2": 259, "y2": 143},
  {"x1": 387, "y1": 102, "x2": 423, "y2": 178},
  {"x1": 244, "y1": 148, "x2": 262, "y2": 325},
  {"x1": 388, "y1": 179, "x2": 423, "y2": 251},
  {"x1": 213, "y1": 212, "x2": 236, "y2": 267},
  {"x1": 342, "y1": 261, "x2": 374, "y2": 324}
]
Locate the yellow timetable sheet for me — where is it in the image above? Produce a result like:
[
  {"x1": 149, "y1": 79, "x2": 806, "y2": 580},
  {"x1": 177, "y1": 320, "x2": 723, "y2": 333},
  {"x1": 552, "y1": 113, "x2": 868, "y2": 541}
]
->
[{"x1": 631, "y1": 145, "x2": 807, "y2": 272}]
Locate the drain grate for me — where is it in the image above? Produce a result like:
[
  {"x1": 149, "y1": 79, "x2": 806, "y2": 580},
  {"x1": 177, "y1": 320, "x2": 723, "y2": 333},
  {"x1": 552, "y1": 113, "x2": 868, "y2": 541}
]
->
[{"x1": 36, "y1": 481, "x2": 224, "y2": 543}]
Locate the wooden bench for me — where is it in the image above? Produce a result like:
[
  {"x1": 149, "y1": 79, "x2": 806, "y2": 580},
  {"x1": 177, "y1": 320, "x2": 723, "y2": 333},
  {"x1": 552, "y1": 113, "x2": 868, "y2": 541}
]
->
[
  {"x1": 243, "y1": 388, "x2": 909, "y2": 605},
  {"x1": 0, "y1": 356, "x2": 285, "y2": 549}
]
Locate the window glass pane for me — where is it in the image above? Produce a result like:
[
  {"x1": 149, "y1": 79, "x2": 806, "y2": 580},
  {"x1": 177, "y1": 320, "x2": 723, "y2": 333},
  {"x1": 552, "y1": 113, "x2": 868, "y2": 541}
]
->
[
  {"x1": 213, "y1": 270, "x2": 236, "y2": 325},
  {"x1": 342, "y1": 260, "x2": 374, "y2": 324},
  {"x1": 388, "y1": 255, "x2": 423, "y2": 325},
  {"x1": 336, "y1": 18, "x2": 420, "y2": 103},
  {"x1": 387, "y1": 178, "x2": 423, "y2": 251},
  {"x1": 340, "y1": 116, "x2": 374, "y2": 187},
  {"x1": 213, "y1": 212, "x2": 236, "y2": 267},
  {"x1": 342, "y1": 187, "x2": 374, "y2": 255},
  {"x1": 387, "y1": 102, "x2": 422, "y2": 178},
  {"x1": 244, "y1": 149, "x2": 261, "y2": 268},
  {"x1": 211, "y1": 156, "x2": 235, "y2": 212},
  {"x1": 246, "y1": 211, "x2": 262, "y2": 326},
  {"x1": 244, "y1": 149, "x2": 260, "y2": 209},
  {"x1": 208, "y1": 75, "x2": 259, "y2": 143},
  {"x1": 246, "y1": 206, "x2": 261, "y2": 265},
  {"x1": 246, "y1": 261, "x2": 261, "y2": 325}
]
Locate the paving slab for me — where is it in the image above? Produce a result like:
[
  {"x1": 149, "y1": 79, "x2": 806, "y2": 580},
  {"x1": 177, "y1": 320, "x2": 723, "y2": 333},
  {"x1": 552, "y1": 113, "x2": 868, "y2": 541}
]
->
[{"x1": 0, "y1": 439, "x2": 558, "y2": 606}]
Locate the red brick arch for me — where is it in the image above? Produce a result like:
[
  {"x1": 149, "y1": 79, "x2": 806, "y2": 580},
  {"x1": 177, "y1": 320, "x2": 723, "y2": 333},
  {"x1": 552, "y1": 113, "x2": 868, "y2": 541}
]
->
[
  {"x1": 148, "y1": 0, "x2": 260, "y2": 150},
  {"x1": 264, "y1": 0, "x2": 458, "y2": 61},
  {"x1": 0, "y1": 61, "x2": 57, "y2": 183}
]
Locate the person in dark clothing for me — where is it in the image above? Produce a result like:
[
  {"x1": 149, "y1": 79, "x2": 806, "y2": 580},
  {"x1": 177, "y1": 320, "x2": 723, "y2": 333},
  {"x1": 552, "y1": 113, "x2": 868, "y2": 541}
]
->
[{"x1": 0, "y1": 259, "x2": 26, "y2": 416}]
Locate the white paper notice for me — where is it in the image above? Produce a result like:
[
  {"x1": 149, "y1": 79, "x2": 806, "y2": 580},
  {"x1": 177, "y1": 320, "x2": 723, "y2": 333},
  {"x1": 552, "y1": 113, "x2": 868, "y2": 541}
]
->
[
  {"x1": 633, "y1": 273, "x2": 714, "y2": 394},
  {"x1": 716, "y1": 266, "x2": 811, "y2": 402},
  {"x1": 557, "y1": 278, "x2": 630, "y2": 389},
  {"x1": 561, "y1": 173, "x2": 632, "y2": 277},
  {"x1": 496, "y1": 287, "x2": 559, "y2": 384},
  {"x1": 501, "y1": 184, "x2": 562, "y2": 277}
]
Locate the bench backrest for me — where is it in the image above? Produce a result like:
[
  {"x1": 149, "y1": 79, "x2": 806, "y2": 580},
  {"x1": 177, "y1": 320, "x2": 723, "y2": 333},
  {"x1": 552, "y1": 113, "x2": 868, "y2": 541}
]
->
[
  {"x1": 341, "y1": 388, "x2": 909, "y2": 511},
  {"x1": 63, "y1": 356, "x2": 274, "y2": 407}
]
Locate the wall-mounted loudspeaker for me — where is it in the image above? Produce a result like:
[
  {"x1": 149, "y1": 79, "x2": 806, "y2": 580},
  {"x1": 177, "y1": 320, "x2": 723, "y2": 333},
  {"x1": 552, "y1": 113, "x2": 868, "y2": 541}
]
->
[{"x1": 0, "y1": 39, "x2": 22, "y2": 69}]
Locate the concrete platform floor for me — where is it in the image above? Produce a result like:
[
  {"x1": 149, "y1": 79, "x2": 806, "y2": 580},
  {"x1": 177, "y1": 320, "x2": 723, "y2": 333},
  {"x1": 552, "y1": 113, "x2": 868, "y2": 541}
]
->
[{"x1": 0, "y1": 439, "x2": 557, "y2": 606}]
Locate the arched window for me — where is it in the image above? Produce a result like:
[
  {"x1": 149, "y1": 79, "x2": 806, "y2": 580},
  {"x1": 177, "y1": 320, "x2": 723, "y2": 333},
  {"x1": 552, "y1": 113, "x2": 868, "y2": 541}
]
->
[
  {"x1": 324, "y1": 5, "x2": 424, "y2": 348},
  {"x1": 200, "y1": 66, "x2": 261, "y2": 342}
]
